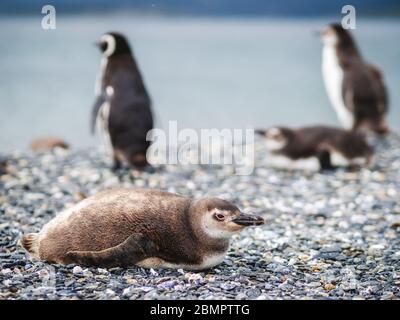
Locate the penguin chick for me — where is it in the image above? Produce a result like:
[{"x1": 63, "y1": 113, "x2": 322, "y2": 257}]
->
[
  {"x1": 21, "y1": 188, "x2": 265, "y2": 270},
  {"x1": 256, "y1": 125, "x2": 373, "y2": 171},
  {"x1": 320, "y1": 23, "x2": 389, "y2": 135}
]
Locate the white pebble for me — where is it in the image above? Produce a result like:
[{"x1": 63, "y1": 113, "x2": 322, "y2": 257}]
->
[
  {"x1": 368, "y1": 245, "x2": 385, "y2": 257},
  {"x1": 72, "y1": 266, "x2": 83, "y2": 274},
  {"x1": 392, "y1": 251, "x2": 400, "y2": 260}
]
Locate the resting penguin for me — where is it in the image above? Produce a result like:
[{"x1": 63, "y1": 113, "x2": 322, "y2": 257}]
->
[
  {"x1": 92, "y1": 32, "x2": 153, "y2": 170},
  {"x1": 21, "y1": 188, "x2": 265, "y2": 270},
  {"x1": 320, "y1": 23, "x2": 389, "y2": 135},
  {"x1": 256, "y1": 126, "x2": 373, "y2": 171}
]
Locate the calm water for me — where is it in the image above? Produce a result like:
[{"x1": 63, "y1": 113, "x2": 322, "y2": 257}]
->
[{"x1": 0, "y1": 14, "x2": 399, "y2": 151}]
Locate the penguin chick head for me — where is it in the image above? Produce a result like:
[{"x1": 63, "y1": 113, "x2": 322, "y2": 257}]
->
[
  {"x1": 97, "y1": 32, "x2": 132, "y2": 57},
  {"x1": 193, "y1": 198, "x2": 265, "y2": 240},
  {"x1": 257, "y1": 127, "x2": 290, "y2": 152}
]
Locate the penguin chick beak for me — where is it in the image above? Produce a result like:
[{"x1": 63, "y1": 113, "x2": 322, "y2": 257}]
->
[{"x1": 232, "y1": 213, "x2": 265, "y2": 226}]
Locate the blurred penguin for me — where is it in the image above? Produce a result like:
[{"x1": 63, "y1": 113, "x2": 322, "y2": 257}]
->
[
  {"x1": 0, "y1": 156, "x2": 8, "y2": 175},
  {"x1": 320, "y1": 23, "x2": 389, "y2": 135},
  {"x1": 92, "y1": 32, "x2": 153, "y2": 170},
  {"x1": 256, "y1": 126, "x2": 374, "y2": 171}
]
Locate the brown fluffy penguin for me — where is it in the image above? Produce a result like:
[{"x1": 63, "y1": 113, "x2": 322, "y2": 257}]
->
[
  {"x1": 21, "y1": 188, "x2": 265, "y2": 270},
  {"x1": 256, "y1": 126, "x2": 373, "y2": 171},
  {"x1": 92, "y1": 32, "x2": 153, "y2": 170},
  {"x1": 321, "y1": 23, "x2": 389, "y2": 135}
]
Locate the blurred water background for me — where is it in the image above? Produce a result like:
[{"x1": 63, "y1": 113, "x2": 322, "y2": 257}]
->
[{"x1": 0, "y1": 12, "x2": 399, "y2": 151}]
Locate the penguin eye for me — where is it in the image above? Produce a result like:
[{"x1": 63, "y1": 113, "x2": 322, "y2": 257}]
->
[
  {"x1": 214, "y1": 213, "x2": 225, "y2": 221},
  {"x1": 99, "y1": 41, "x2": 108, "y2": 52}
]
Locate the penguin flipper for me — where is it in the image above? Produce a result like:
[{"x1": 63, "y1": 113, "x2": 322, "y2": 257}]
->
[
  {"x1": 91, "y1": 94, "x2": 106, "y2": 135},
  {"x1": 65, "y1": 233, "x2": 158, "y2": 268}
]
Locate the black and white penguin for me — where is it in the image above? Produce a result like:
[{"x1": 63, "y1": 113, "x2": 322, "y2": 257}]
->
[
  {"x1": 92, "y1": 32, "x2": 153, "y2": 170},
  {"x1": 320, "y1": 23, "x2": 389, "y2": 135},
  {"x1": 21, "y1": 188, "x2": 265, "y2": 270},
  {"x1": 256, "y1": 126, "x2": 373, "y2": 171}
]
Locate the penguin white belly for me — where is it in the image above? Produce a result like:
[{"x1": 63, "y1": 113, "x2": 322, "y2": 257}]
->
[
  {"x1": 330, "y1": 151, "x2": 367, "y2": 167},
  {"x1": 136, "y1": 252, "x2": 227, "y2": 270},
  {"x1": 96, "y1": 101, "x2": 113, "y2": 155},
  {"x1": 95, "y1": 57, "x2": 107, "y2": 96},
  {"x1": 322, "y1": 46, "x2": 354, "y2": 129},
  {"x1": 265, "y1": 154, "x2": 320, "y2": 172},
  {"x1": 94, "y1": 57, "x2": 113, "y2": 155}
]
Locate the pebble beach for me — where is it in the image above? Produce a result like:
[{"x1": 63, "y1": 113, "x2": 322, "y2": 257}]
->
[{"x1": 1, "y1": 133, "x2": 400, "y2": 300}]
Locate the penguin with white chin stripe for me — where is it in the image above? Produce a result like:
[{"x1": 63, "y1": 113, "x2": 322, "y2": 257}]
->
[
  {"x1": 320, "y1": 23, "x2": 389, "y2": 136},
  {"x1": 92, "y1": 32, "x2": 153, "y2": 171}
]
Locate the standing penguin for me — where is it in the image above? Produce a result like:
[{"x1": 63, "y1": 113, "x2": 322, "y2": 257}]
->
[
  {"x1": 320, "y1": 23, "x2": 389, "y2": 135},
  {"x1": 92, "y1": 32, "x2": 153, "y2": 170}
]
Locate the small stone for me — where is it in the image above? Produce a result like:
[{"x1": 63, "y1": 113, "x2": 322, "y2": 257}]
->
[
  {"x1": 97, "y1": 268, "x2": 108, "y2": 274},
  {"x1": 122, "y1": 287, "x2": 132, "y2": 297},
  {"x1": 392, "y1": 252, "x2": 400, "y2": 260},
  {"x1": 82, "y1": 269, "x2": 93, "y2": 277},
  {"x1": 324, "y1": 283, "x2": 336, "y2": 291},
  {"x1": 320, "y1": 245, "x2": 341, "y2": 253},
  {"x1": 149, "y1": 268, "x2": 158, "y2": 276},
  {"x1": 126, "y1": 278, "x2": 138, "y2": 285},
  {"x1": 246, "y1": 288, "x2": 262, "y2": 298},
  {"x1": 37, "y1": 269, "x2": 50, "y2": 278},
  {"x1": 341, "y1": 282, "x2": 357, "y2": 291},
  {"x1": 311, "y1": 263, "x2": 325, "y2": 272},
  {"x1": 236, "y1": 293, "x2": 247, "y2": 300},
  {"x1": 1, "y1": 268, "x2": 12, "y2": 275},
  {"x1": 105, "y1": 289, "x2": 115, "y2": 296},
  {"x1": 3, "y1": 280, "x2": 12, "y2": 287},
  {"x1": 368, "y1": 245, "x2": 385, "y2": 257},
  {"x1": 308, "y1": 282, "x2": 322, "y2": 288},
  {"x1": 298, "y1": 254, "x2": 310, "y2": 262},
  {"x1": 72, "y1": 266, "x2": 83, "y2": 274},
  {"x1": 220, "y1": 283, "x2": 236, "y2": 291},
  {"x1": 177, "y1": 269, "x2": 185, "y2": 275},
  {"x1": 185, "y1": 273, "x2": 204, "y2": 285}
]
